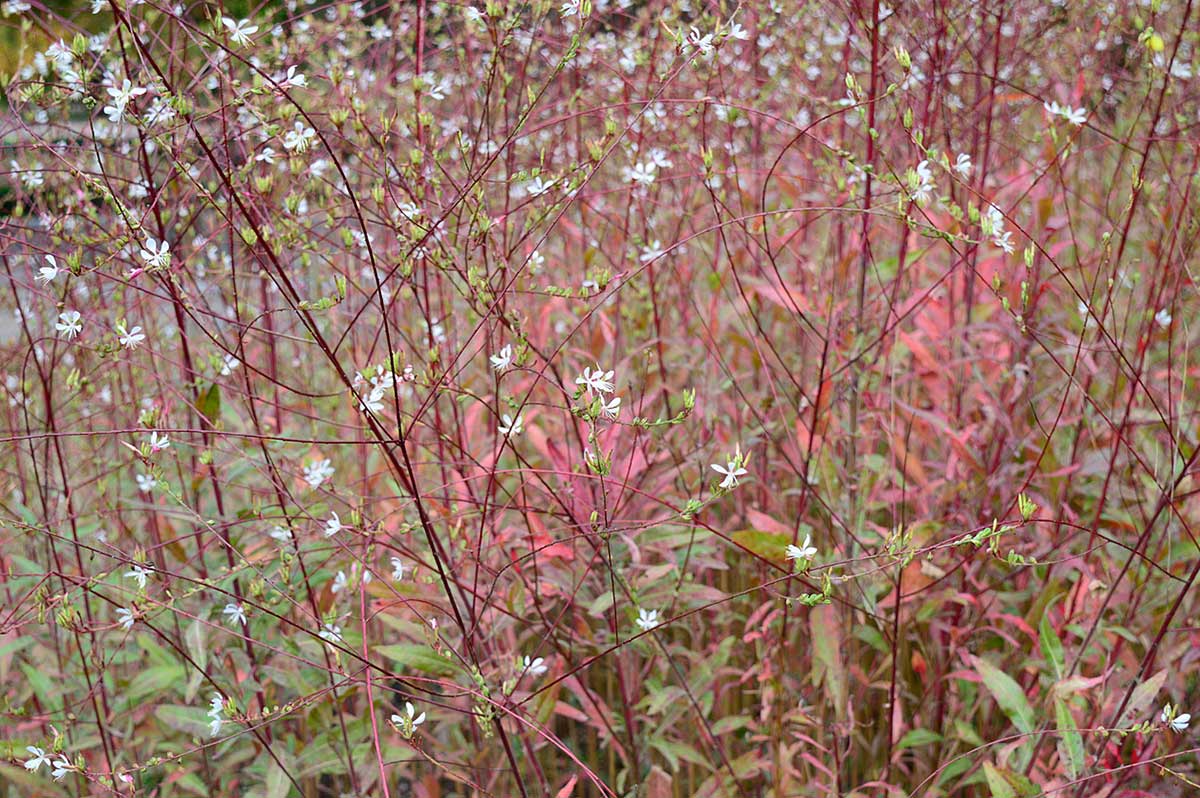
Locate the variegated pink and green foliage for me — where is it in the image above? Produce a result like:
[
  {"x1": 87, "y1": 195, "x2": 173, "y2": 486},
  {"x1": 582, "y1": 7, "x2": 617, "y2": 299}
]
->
[{"x1": 1, "y1": 1, "x2": 1199, "y2": 796}]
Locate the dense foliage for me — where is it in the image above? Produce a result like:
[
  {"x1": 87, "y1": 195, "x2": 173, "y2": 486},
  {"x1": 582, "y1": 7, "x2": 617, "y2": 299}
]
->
[{"x1": 2, "y1": 0, "x2": 1200, "y2": 796}]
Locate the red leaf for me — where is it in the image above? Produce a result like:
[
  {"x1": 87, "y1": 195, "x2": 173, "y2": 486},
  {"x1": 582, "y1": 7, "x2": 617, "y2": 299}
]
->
[{"x1": 555, "y1": 774, "x2": 578, "y2": 798}]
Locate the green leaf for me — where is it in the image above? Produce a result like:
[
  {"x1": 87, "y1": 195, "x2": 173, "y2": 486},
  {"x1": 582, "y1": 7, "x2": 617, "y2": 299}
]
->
[
  {"x1": 120, "y1": 664, "x2": 185, "y2": 710},
  {"x1": 185, "y1": 620, "x2": 207, "y2": 670},
  {"x1": 897, "y1": 728, "x2": 943, "y2": 750},
  {"x1": 972, "y1": 655, "x2": 1035, "y2": 734},
  {"x1": 20, "y1": 663, "x2": 57, "y2": 708},
  {"x1": 936, "y1": 756, "x2": 972, "y2": 787},
  {"x1": 731, "y1": 529, "x2": 791, "y2": 561},
  {"x1": 1118, "y1": 668, "x2": 1167, "y2": 726},
  {"x1": 1054, "y1": 697, "x2": 1085, "y2": 779},
  {"x1": 953, "y1": 718, "x2": 984, "y2": 746},
  {"x1": 648, "y1": 738, "x2": 708, "y2": 770},
  {"x1": 983, "y1": 763, "x2": 1015, "y2": 798},
  {"x1": 983, "y1": 763, "x2": 1039, "y2": 798},
  {"x1": 0, "y1": 763, "x2": 67, "y2": 795},
  {"x1": 853, "y1": 624, "x2": 889, "y2": 654},
  {"x1": 0, "y1": 635, "x2": 33, "y2": 660},
  {"x1": 585, "y1": 589, "x2": 614, "y2": 617},
  {"x1": 811, "y1": 605, "x2": 847, "y2": 722},
  {"x1": 296, "y1": 740, "x2": 343, "y2": 778},
  {"x1": 184, "y1": 619, "x2": 208, "y2": 702},
  {"x1": 710, "y1": 714, "x2": 752, "y2": 736},
  {"x1": 155, "y1": 705, "x2": 212, "y2": 738},
  {"x1": 0, "y1": 636, "x2": 32, "y2": 685},
  {"x1": 175, "y1": 771, "x2": 210, "y2": 795},
  {"x1": 1039, "y1": 602, "x2": 1065, "y2": 679},
  {"x1": 376, "y1": 644, "x2": 462, "y2": 676},
  {"x1": 646, "y1": 685, "x2": 685, "y2": 717},
  {"x1": 197, "y1": 382, "x2": 221, "y2": 426},
  {"x1": 264, "y1": 752, "x2": 294, "y2": 798}
]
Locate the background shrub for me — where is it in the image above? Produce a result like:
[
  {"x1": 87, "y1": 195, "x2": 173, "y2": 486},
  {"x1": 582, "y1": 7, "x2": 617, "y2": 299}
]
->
[{"x1": 2, "y1": 1, "x2": 1199, "y2": 796}]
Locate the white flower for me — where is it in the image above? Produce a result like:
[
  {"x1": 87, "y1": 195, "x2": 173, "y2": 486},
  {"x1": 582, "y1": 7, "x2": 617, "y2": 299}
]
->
[
  {"x1": 1155, "y1": 308, "x2": 1172, "y2": 328},
  {"x1": 711, "y1": 460, "x2": 748, "y2": 489},
  {"x1": 148, "y1": 430, "x2": 170, "y2": 453},
  {"x1": 102, "y1": 78, "x2": 146, "y2": 123},
  {"x1": 332, "y1": 570, "x2": 348, "y2": 593},
  {"x1": 421, "y1": 74, "x2": 451, "y2": 101},
  {"x1": 36, "y1": 254, "x2": 60, "y2": 284},
  {"x1": 359, "y1": 384, "x2": 386, "y2": 413},
  {"x1": 390, "y1": 556, "x2": 405, "y2": 580},
  {"x1": 725, "y1": 21, "x2": 749, "y2": 40},
  {"x1": 390, "y1": 701, "x2": 426, "y2": 736},
  {"x1": 685, "y1": 27, "x2": 715, "y2": 57},
  {"x1": 269, "y1": 525, "x2": 293, "y2": 543},
  {"x1": 116, "y1": 607, "x2": 135, "y2": 630},
  {"x1": 281, "y1": 65, "x2": 307, "y2": 88},
  {"x1": 984, "y1": 204, "x2": 1005, "y2": 234},
  {"x1": 102, "y1": 102, "x2": 125, "y2": 124},
  {"x1": 523, "y1": 656, "x2": 548, "y2": 676},
  {"x1": 575, "y1": 365, "x2": 615, "y2": 394},
  {"x1": 143, "y1": 97, "x2": 176, "y2": 126},
  {"x1": 135, "y1": 473, "x2": 156, "y2": 492},
  {"x1": 324, "y1": 512, "x2": 343, "y2": 537},
  {"x1": 785, "y1": 535, "x2": 817, "y2": 562},
  {"x1": 46, "y1": 41, "x2": 74, "y2": 72},
  {"x1": 55, "y1": 310, "x2": 82, "y2": 338},
  {"x1": 139, "y1": 237, "x2": 171, "y2": 269},
  {"x1": 619, "y1": 46, "x2": 638, "y2": 73},
  {"x1": 24, "y1": 746, "x2": 51, "y2": 772},
  {"x1": 560, "y1": 0, "x2": 582, "y2": 17},
  {"x1": 15, "y1": 163, "x2": 43, "y2": 190},
  {"x1": 953, "y1": 153, "x2": 972, "y2": 178},
  {"x1": 116, "y1": 322, "x2": 146, "y2": 349},
  {"x1": 396, "y1": 201, "x2": 421, "y2": 221},
  {"x1": 221, "y1": 16, "x2": 258, "y2": 46},
  {"x1": 124, "y1": 564, "x2": 151, "y2": 590},
  {"x1": 490, "y1": 344, "x2": 513, "y2": 372},
  {"x1": 207, "y1": 693, "x2": 225, "y2": 737},
  {"x1": 600, "y1": 396, "x2": 622, "y2": 419},
  {"x1": 1044, "y1": 100, "x2": 1087, "y2": 126},
  {"x1": 319, "y1": 623, "x2": 342, "y2": 644},
  {"x1": 498, "y1": 413, "x2": 524, "y2": 436},
  {"x1": 222, "y1": 603, "x2": 247, "y2": 626},
  {"x1": 993, "y1": 230, "x2": 1015, "y2": 254},
  {"x1": 909, "y1": 160, "x2": 935, "y2": 205},
  {"x1": 1163, "y1": 703, "x2": 1191, "y2": 732},
  {"x1": 219, "y1": 354, "x2": 240, "y2": 376},
  {"x1": 624, "y1": 161, "x2": 657, "y2": 186},
  {"x1": 636, "y1": 607, "x2": 660, "y2": 631},
  {"x1": 639, "y1": 240, "x2": 666, "y2": 263},
  {"x1": 524, "y1": 176, "x2": 556, "y2": 197},
  {"x1": 50, "y1": 757, "x2": 72, "y2": 781},
  {"x1": 282, "y1": 122, "x2": 315, "y2": 152},
  {"x1": 303, "y1": 458, "x2": 334, "y2": 489}
]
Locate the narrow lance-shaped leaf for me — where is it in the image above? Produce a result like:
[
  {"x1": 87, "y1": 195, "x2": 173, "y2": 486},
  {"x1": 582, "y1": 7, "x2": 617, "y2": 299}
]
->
[
  {"x1": 1055, "y1": 697, "x2": 1085, "y2": 779},
  {"x1": 972, "y1": 655, "x2": 1036, "y2": 734}
]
